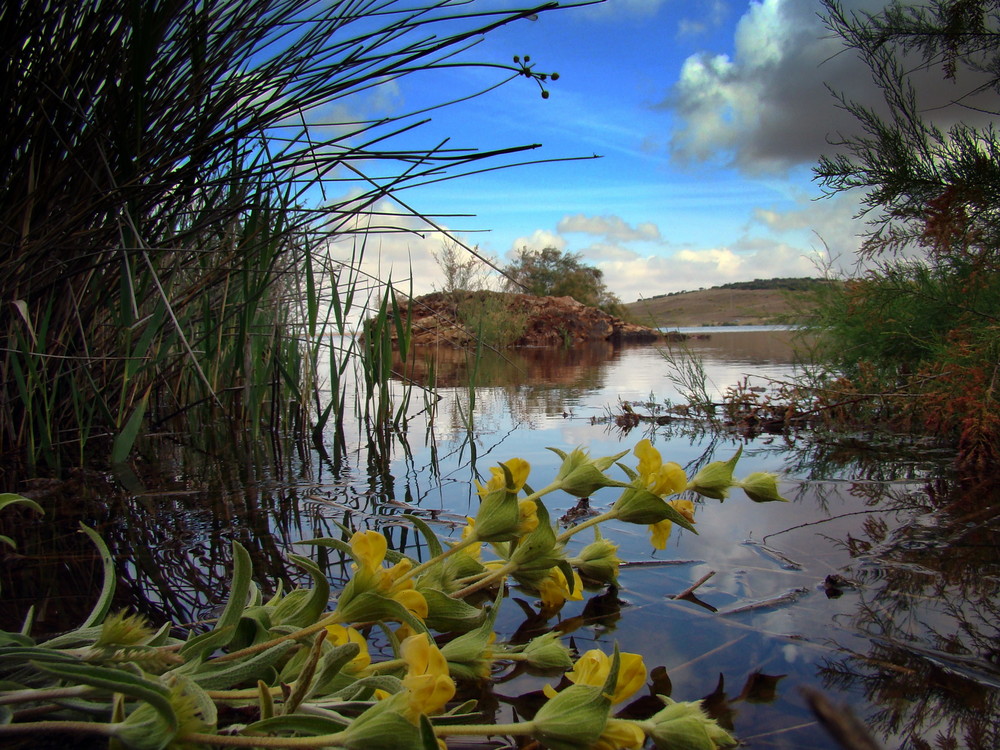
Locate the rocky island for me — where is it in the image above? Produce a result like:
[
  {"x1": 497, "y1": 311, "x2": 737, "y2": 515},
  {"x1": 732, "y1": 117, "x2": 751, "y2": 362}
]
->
[{"x1": 388, "y1": 290, "x2": 672, "y2": 348}]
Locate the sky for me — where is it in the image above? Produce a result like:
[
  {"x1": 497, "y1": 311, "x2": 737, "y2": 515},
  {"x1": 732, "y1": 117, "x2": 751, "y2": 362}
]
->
[{"x1": 324, "y1": 0, "x2": 904, "y2": 303}]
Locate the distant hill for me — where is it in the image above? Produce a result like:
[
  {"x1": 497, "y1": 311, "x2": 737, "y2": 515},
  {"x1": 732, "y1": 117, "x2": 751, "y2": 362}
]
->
[{"x1": 625, "y1": 277, "x2": 834, "y2": 328}]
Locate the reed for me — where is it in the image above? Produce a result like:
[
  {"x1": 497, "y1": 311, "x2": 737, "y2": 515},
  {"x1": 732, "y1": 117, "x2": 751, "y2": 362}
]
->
[{"x1": 2, "y1": 0, "x2": 581, "y2": 472}]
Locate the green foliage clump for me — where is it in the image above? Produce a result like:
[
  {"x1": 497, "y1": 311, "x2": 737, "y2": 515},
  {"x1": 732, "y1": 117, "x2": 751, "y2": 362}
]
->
[
  {"x1": 456, "y1": 292, "x2": 529, "y2": 349},
  {"x1": 810, "y1": 0, "x2": 1000, "y2": 470},
  {"x1": 503, "y1": 246, "x2": 626, "y2": 316}
]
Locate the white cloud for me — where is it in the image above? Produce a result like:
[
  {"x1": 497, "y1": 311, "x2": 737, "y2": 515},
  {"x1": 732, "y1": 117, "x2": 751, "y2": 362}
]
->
[
  {"x1": 664, "y1": 0, "x2": 999, "y2": 175},
  {"x1": 557, "y1": 213, "x2": 661, "y2": 242},
  {"x1": 666, "y1": 0, "x2": 860, "y2": 174},
  {"x1": 322, "y1": 198, "x2": 465, "y2": 302},
  {"x1": 508, "y1": 229, "x2": 568, "y2": 257},
  {"x1": 566, "y1": 236, "x2": 824, "y2": 303}
]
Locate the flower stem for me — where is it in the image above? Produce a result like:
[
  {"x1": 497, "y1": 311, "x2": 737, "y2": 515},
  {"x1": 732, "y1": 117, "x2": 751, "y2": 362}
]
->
[
  {"x1": 399, "y1": 534, "x2": 480, "y2": 583},
  {"x1": 183, "y1": 731, "x2": 347, "y2": 748},
  {"x1": 434, "y1": 720, "x2": 535, "y2": 737},
  {"x1": 366, "y1": 657, "x2": 405, "y2": 673},
  {"x1": 209, "y1": 611, "x2": 342, "y2": 664},
  {"x1": 0, "y1": 721, "x2": 116, "y2": 739},
  {"x1": 450, "y1": 560, "x2": 518, "y2": 599},
  {"x1": 520, "y1": 480, "x2": 563, "y2": 505}
]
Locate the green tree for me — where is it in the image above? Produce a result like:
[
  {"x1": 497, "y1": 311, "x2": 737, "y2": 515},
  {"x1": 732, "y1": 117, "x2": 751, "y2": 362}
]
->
[
  {"x1": 813, "y1": 0, "x2": 1000, "y2": 471},
  {"x1": 503, "y1": 246, "x2": 625, "y2": 315}
]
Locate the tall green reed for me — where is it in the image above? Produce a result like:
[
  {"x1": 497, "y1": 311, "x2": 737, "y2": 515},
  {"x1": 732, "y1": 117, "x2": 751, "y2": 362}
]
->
[{"x1": 2, "y1": 0, "x2": 584, "y2": 472}]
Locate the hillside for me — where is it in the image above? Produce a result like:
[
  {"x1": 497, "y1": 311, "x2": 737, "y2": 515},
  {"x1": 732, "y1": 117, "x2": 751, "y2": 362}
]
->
[{"x1": 624, "y1": 280, "x2": 828, "y2": 327}]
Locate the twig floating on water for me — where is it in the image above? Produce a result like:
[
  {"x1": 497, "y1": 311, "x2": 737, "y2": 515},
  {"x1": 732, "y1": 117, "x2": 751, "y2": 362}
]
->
[
  {"x1": 670, "y1": 570, "x2": 716, "y2": 600},
  {"x1": 718, "y1": 587, "x2": 811, "y2": 616}
]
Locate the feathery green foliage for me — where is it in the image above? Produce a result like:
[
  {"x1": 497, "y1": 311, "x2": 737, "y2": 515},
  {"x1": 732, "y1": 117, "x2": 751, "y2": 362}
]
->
[{"x1": 812, "y1": 0, "x2": 1000, "y2": 469}]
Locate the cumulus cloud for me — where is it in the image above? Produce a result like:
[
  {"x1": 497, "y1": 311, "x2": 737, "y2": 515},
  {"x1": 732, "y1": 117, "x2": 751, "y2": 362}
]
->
[
  {"x1": 508, "y1": 229, "x2": 568, "y2": 256},
  {"x1": 664, "y1": 0, "x2": 869, "y2": 174},
  {"x1": 663, "y1": 0, "x2": 988, "y2": 175},
  {"x1": 322, "y1": 198, "x2": 468, "y2": 306},
  {"x1": 565, "y1": 235, "x2": 824, "y2": 303},
  {"x1": 557, "y1": 213, "x2": 662, "y2": 242}
]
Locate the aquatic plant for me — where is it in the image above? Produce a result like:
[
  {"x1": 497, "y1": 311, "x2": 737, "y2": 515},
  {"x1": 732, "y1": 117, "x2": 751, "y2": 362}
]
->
[
  {"x1": 0, "y1": 440, "x2": 784, "y2": 748},
  {"x1": 1, "y1": 0, "x2": 584, "y2": 472}
]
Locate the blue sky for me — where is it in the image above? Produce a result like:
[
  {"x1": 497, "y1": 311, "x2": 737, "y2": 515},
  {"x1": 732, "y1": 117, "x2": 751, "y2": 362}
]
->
[{"x1": 329, "y1": 0, "x2": 895, "y2": 303}]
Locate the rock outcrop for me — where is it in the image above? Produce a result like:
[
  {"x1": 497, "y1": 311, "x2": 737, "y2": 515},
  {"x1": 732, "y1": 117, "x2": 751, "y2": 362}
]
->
[{"x1": 389, "y1": 291, "x2": 673, "y2": 348}]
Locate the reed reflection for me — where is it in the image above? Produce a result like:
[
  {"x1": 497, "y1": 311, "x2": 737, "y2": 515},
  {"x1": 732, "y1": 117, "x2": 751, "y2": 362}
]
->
[{"x1": 817, "y1": 476, "x2": 1000, "y2": 749}]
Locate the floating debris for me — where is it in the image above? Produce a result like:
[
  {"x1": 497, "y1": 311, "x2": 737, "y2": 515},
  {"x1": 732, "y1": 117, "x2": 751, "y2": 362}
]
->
[
  {"x1": 718, "y1": 587, "x2": 811, "y2": 616},
  {"x1": 742, "y1": 539, "x2": 804, "y2": 570}
]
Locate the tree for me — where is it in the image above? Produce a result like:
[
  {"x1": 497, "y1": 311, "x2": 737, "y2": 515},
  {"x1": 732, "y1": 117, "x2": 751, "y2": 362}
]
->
[
  {"x1": 432, "y1": 240, "x2": 496, "y2": 297},
  {"x1": 814, "y1": 0, "x2": 1000, "y2": 471},
  {"x1": 502, "y1": 246, "x2": 625, "y2": 315}
]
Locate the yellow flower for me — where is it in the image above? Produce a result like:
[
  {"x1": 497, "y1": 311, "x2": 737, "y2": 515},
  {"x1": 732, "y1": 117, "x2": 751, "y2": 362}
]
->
[
  {"x1": 339, "y1": 530, "x2": 428, "y2": 623},
  {"x1": 352, "y1": 529, "x2": 389, "y2": 571},
  {"x1": 648, "y1": 499, "x2": 695, "y2": 550},
  {"x1": 518, "y1": 498, "x2": 539, "y2": 534},
  {"x1": 537, "y1": 566, "x2": 584, "y2": 609},
  {"x1": 459, "y1": 517, "x2": 482, "y2": 559},
  {"x1": 324, "y1": 624, "x2": 371, "y2": 672},
  {"x1": 634, "y1": 439, "x2": 687, "y2": 496},
  {"x1": 592, "y1": 718, "x2": 646, "y2": 750},
  {"x1": 476, "y1": 458, "x2": 531, "y2": 496},
  {"x1": 649, "y1": 519, "x2": 673, "y2": 551},
  {"x1": 400, "y1": 633, "x2": 456, "y2": 718},
  {"x1": 556, "y1": 649, "x2": 647, "y2": 706}
]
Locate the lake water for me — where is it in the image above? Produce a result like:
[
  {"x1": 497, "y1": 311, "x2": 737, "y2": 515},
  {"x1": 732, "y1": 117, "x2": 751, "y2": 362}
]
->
[{"x1": 5, "y1": 328, "x2": 997, "y2": 749}]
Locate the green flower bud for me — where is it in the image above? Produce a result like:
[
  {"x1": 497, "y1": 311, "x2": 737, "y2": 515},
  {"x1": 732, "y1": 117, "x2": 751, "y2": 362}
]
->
[
  {"x1": 507, "y1": 499, "x2": 564, "y2": 573},
  {"x1": 440, "y1": 621, "x2": 496, "y2": 682},
  {"x1": 644, "y1": 697, "x2": 736, "y2": 750},
  {"x1": 611, "y1": 486, "x2": 697, "y2": 531},
  {"x1": 474, "y1": 486, "x2": 523, "y2": 542},
  {"x1": 737, "y1": 472, "x2": 789, "y2": 503},
  {"x1": 686, "y1": 446, "x2": 742, "y2": 500},
  {"x1": 115, "y1": 679, "x2": 213, "y2": 750},
  {"x1": 419, "y1": 588, "x2": 487, "y2": 633},
  {"x1": 95, "y1": 611, "x2": 156, "y2": 648},
  {"x1": 532, "y1": 684, "x2": 611, "y2": 750},
  {"x1": 548, "y1": 447, "x2": 629, "y2": 498},
  {"x1": 520, "y1": 631, "x2": 574, "y2": 672},
  {"x1": 336, "y1": 692, "x2": 426, "y2": 749},
  {"x1": 570, "y1": 531, "x2": 622, "y2": 584}
]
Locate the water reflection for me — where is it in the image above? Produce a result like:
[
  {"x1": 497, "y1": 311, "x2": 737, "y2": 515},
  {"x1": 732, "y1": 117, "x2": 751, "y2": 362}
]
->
[
  {"x1": 2, "y1": 329, "x2": 995, "y2": 749},
  {"x1": 816, "y1": 478, "x2": 1000, "y2": 749}
]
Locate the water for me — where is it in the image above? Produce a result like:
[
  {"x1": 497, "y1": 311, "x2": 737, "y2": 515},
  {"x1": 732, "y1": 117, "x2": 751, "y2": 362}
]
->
[{"x1": 5, "y1": 328, "x2": 997, "y2": 749}]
